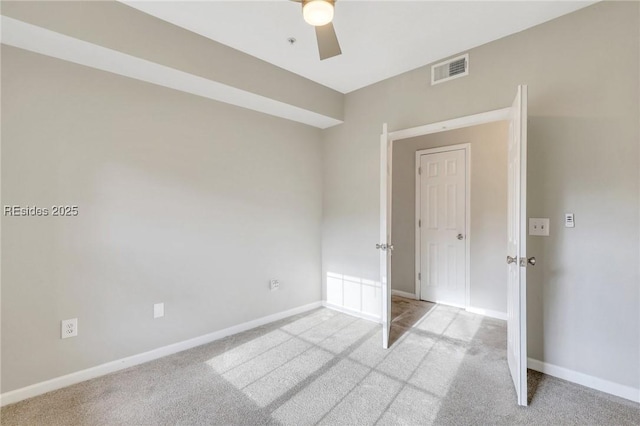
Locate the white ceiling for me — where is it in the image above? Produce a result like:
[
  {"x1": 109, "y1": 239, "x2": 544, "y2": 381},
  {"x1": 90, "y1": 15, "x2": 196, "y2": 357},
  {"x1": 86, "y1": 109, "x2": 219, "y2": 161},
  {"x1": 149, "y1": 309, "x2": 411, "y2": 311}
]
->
[{"x1": 124, "y1": 0, "x2": 595, "y2": 93}]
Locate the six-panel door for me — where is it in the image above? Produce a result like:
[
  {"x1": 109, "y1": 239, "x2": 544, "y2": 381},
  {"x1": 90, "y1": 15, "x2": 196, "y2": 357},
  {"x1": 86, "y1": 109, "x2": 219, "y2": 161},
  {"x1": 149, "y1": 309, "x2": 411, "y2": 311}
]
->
[{"x1": 419, "y1": 149, "x2": 467, "y2": 306}]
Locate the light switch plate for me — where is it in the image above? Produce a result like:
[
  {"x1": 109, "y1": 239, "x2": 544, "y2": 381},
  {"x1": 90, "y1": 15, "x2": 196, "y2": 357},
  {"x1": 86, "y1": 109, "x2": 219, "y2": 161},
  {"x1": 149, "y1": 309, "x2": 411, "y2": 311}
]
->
[{"x1": 529, "y1": 218, "x2": 550, "y2": 236}]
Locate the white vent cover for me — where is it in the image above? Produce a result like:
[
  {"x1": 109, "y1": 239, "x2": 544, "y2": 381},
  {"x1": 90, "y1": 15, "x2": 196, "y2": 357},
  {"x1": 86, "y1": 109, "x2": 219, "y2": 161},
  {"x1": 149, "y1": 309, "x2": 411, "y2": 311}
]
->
[{"x1": 431, "y1": 54, "x2": 469, "y2": 85}]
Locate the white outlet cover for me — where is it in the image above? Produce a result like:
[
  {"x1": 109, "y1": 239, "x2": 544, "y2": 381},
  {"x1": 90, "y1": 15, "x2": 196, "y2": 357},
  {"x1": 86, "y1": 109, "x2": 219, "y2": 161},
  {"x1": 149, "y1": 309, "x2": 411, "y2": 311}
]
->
[
  {"x1": 154, "y1": 303, "x2": 164, "y2": 319},
  {"x1": 61, "y1": 318, "x2": 78, "y2": 339},
  {"x1": 269, "y1": 280, "x2": 280, "y2": 291},
  {"x1": 529, "y1": 218, "x2": 550, "y2": 236}
]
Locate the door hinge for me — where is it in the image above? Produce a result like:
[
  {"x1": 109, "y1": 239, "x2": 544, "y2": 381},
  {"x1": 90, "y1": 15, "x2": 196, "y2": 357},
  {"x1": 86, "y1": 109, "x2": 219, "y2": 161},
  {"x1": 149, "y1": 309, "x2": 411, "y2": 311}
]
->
[
  {"x1": 418, "y1": 167, "x2": 422, "y2": 175},
  {"x1": 418, "y1": 272, "x2": 421, "y2": 280},
  {"x1": 418, "y1": 219, "x2": 421, "y2": 228}
]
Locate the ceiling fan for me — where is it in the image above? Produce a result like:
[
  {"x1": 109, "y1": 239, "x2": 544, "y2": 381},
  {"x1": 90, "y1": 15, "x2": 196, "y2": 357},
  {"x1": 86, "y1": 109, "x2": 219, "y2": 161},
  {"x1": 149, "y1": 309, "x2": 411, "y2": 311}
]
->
[{"x1": 291, "y1": 0, "x2": 342, "y2": 60}]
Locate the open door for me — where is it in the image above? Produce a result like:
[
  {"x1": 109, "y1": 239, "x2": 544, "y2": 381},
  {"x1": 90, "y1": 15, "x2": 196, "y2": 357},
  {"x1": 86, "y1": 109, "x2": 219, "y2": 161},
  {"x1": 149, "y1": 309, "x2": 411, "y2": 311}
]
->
[
  {"x1": 379, "y1": 124, "x2": 392, "y2": 349},
  {"x1": 507, "y1": 85, "x2": 531, "y2": 406}
]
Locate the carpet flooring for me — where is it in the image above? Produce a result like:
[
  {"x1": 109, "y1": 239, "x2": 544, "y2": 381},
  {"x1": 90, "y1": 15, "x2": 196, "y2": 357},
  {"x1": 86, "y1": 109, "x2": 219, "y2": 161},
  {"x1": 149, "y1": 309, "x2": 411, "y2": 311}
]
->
[{"x1": 2, "y1": 297, "x2": 639, "y2": 425}]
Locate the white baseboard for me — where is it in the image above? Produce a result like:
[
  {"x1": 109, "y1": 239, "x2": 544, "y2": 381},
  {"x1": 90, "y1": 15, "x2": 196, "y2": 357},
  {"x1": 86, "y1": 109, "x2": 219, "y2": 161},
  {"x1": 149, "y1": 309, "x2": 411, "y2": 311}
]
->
[
  {"x1": 322, "y1": 302, "x2": 381, "y2": 323},
  {"x1": 528, "y1": 358, "x2": 640, "y2": 403},
  {"x1": 391, "y1": 290, "x2": 417, "y2": 300},
  {"x1": 433, "y1": 300, "x2": 467, "y2": 310},
  {"x1": 0, "y1": 301, "x2": 323, "y2": 407},
  {"x1": 465, "y1": 306, "x2": 507, "y2": 321}
]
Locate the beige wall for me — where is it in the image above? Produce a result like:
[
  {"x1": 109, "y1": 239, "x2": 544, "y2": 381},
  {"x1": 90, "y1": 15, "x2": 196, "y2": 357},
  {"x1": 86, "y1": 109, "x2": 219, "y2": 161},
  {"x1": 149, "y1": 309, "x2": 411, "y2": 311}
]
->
[
  {"x1": 322, "y1": 1, "x2": 639, "y2": 391},
  {"x1": 1, "y1": 46, "x2": 323, "y2": 393},
  {"x1": 392, "y1": 122, "x2": 509, "y2": 315}
]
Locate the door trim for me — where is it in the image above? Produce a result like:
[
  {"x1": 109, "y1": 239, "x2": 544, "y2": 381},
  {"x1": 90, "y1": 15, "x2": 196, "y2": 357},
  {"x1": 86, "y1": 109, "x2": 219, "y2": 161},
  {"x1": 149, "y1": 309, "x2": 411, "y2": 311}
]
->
[
  {"x1": 389, "y1": 108, "x2": 510, "y2": 141},
  {"x1": 380, "y1": 123, "x2": 392, "y2": 349},
  {"x1": 415, "y1": 144, "x2": 471, "y2": 306}
]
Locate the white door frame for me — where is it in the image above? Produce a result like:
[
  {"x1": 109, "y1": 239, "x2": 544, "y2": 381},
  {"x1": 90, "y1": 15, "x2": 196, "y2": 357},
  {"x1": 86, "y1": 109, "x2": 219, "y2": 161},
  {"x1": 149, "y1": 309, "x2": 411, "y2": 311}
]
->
[
  {"x1": 384, "y1": 108, "x2": 510, "y2": 292},
  {"x1": 382, "y1": 98, "x2": 528, "y2": 406},
  {"x1": 415, "y1": 143, "x2": 471, "y2": 307},
  {"x1": 381, "y1": 107, "x2": 511, "y2": 345},
  {"x1": 388, "y1": 108, "x2": 511, "y2": 141}
]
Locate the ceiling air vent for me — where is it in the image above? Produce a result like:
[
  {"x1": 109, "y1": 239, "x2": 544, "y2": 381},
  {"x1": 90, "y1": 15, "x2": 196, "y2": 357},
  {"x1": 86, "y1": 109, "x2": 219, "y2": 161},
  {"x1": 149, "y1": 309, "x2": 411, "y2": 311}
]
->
[{"x1": 431, "y1": 54, "x2": 469, "y2": 85}]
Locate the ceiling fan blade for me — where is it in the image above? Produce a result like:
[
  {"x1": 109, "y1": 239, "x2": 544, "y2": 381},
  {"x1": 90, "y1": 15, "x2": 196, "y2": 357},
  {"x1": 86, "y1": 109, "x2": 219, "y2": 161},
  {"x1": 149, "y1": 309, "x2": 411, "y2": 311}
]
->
[{"x1": 315, "y1": 22, "x2": 342, "y2": 60}]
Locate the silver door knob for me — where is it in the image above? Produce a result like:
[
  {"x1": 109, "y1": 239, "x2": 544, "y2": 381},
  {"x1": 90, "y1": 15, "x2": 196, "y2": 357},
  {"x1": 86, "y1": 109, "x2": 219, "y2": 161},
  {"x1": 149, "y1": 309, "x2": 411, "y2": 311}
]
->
[
  {"x1": 376, "y1": 243, "x2": 387, "y2": 251},
  {"x1": 506, "y1": 255, "x2": 517, "y2": 264},
  {"x1": 457, "y1": 234, "x2": 464, "y2": 240},
  {"x1": 519, "y1": 256, "x2": 537, "y2": 267}
]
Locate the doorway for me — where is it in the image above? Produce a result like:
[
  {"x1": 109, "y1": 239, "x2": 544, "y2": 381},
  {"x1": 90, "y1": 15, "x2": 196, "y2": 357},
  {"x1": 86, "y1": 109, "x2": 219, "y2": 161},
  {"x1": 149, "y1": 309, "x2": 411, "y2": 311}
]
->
[
  {"x1": 378, "y1": 84, "x2": 530, "y2": 406},
  {"x1": 391, "y1": 121, "x2": 510, "y2": 316}
]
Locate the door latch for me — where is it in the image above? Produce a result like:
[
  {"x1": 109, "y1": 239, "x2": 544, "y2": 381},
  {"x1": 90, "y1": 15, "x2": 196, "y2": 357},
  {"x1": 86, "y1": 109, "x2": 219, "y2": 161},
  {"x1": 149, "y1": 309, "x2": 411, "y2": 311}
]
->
[{"x1": 520, "y1": 257, "x2": 536, "y2": 267}]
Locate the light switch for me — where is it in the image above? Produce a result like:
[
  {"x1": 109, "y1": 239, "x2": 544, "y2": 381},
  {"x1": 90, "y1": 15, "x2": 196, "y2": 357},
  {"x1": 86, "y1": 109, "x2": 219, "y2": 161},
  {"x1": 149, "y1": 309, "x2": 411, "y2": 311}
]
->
[
  {"x1": 529, "y1": 218, "x2": 550, "y2": 236},
  {"x1": 565, "y1": 213, "x2": 575, "y2": 228}
]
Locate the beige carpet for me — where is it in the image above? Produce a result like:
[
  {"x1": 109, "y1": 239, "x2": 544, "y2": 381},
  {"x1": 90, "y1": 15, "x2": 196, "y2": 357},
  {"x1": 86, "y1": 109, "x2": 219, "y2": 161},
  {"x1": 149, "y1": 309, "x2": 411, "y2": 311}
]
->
[{"x1": 2, "y1": 298, "x2": 639, "y2": 425}]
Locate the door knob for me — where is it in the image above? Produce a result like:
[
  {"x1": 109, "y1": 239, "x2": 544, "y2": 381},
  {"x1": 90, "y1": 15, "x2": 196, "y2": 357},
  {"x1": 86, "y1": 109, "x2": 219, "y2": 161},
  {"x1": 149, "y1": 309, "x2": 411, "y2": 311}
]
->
[
  {"x1": 518, "y1": 256, "x2": 537, "y2": 267},
  {"x1": 506, "y1": 255, "x2": 517, "y2": 264},
  {"x1": 457, "y1": 234, "x2": 464, "y2": 240},
  {"x1": 376, "y1": 243, "x2": 387, "y2": 251}
]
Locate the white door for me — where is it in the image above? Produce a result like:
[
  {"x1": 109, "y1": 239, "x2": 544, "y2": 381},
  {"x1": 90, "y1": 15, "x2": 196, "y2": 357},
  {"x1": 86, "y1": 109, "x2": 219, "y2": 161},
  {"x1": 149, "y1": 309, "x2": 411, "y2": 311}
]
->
[
  {"x1": 419, "y1": 149, "x2": 467, "y2": 306},
  {"x1": 380, "y1": 124, "x2": 392, "y2": 349},
  {"x1": 507, "y1": 85, "x2": 529, "y2": 406}
]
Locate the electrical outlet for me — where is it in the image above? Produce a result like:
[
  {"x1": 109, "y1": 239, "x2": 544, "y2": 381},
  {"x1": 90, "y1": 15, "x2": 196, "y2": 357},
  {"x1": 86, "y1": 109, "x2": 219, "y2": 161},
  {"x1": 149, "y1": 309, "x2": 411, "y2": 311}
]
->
[
  {"x1": 61, "y1": 318, "x2": 78, "y2": 339},
  {"x1": 154, "y1": 303, "x2": 164, "y2": 319},
  {"x1": 269, "y1": 279, "x2": 280, "y2": 291}
]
